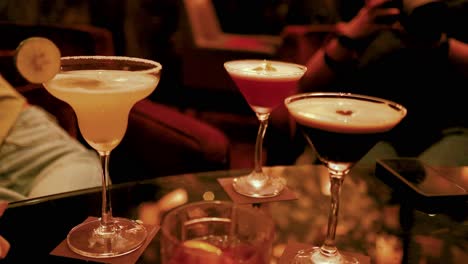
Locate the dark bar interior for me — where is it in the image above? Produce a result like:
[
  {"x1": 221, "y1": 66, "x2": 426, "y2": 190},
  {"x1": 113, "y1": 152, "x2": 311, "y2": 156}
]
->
[{"x1": 0, "y1": 0, "x2": 466, "y2": 263}]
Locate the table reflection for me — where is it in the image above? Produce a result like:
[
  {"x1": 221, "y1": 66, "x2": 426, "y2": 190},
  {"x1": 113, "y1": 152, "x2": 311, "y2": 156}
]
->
[{"x1": 2, "y1": 165, "x2": 467, "y2": 264}]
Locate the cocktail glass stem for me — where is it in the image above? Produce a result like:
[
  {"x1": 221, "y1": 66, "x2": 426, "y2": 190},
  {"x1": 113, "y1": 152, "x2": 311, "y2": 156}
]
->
[
  {"x1": 231, "y1": 110, "x2": 286, "y2": 197},
  {"x1": 293, "y1": 167, "x2": 358, "y2": 264},
  {"x1": 98, "y1": 151, "x2": 113, "y2": 229},
  {"x1": 321, "y1": 169, "x2": 345, "y2": 257},
  {"x1": 252, "y1": 113, "x2": 269, "y2": 178}
]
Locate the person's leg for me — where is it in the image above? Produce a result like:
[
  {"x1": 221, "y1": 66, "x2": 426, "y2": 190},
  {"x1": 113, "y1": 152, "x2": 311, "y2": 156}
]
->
[
  {"x1": 418, "y1": 127, "x2": 468, "y2": 166},
  {"x1": 0, "y1": 187, "x2": 26, "y2": 201},
  {"x1": 0, "y1": 106, "x2": 102, "y2": 200},
  {"x1": 28, "y1": 149, "x2": 102, "y2": 198}
]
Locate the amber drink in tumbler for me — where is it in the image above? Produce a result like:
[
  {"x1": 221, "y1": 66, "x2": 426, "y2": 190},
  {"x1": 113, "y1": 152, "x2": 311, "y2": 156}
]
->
[{"x1": 161, "y1": 201, "x2": 275, "y2": 264}]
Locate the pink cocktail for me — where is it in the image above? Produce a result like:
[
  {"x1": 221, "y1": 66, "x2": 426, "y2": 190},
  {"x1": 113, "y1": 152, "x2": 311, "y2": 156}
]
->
[{"x1": 224, "y1": 60, "x2": 307, "y2": 197}]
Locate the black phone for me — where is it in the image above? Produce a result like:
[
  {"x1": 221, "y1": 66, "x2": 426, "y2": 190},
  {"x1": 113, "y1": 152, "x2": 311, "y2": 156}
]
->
[{"x1": 375, "y1": 158, "x2": 468, "y2": 214}]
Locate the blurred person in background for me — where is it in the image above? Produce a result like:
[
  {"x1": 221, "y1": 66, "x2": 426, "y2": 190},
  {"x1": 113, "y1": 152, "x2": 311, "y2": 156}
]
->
[{"x1": 276, "y1": 0, "x2": 468, "y2": 166}]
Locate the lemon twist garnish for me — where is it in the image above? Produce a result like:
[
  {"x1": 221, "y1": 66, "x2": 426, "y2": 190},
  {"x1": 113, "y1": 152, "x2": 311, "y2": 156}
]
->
[
  {"x1": 252, "y1": 60, "x2": 277, "y2": 72},
  {"x1": 183, "y1": 240, "x2": 222, "y2": 256},
  {"x1": 15, "y1": 37, "x2": 61, "y2": 84}
]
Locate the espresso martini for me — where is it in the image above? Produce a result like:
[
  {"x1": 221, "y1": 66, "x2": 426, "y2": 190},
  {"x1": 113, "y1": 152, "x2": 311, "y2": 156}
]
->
[{"x1": 286, "y1": 95, "x2": 406, "y2": 165}]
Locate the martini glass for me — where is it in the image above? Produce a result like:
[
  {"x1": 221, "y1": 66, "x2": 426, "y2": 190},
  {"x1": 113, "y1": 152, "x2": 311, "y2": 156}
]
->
[
  {"x1": 224, "y1": 59, "x2": 307, "y2": 198},
  {"x1": 284, "y1": 92, "x2": 407, "y2": 263},
  {"x1": 43, "y1": 56, "x2": 162, "y2": 258}
]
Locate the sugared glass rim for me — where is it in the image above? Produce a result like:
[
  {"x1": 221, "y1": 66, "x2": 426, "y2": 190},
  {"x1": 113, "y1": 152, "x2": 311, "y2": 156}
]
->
[{"x1": 60, "y1": 55, "x2": 162, "y2": 74}]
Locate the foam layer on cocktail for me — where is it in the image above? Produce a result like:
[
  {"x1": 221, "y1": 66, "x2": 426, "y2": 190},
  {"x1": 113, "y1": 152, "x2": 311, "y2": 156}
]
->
[
  {"x1": 45, "y1": 70, "x2": 158, "y2": 93},
  {"x1": 224, "y1": 60, "x2": 305, "y2": 80},
  {"x1": 287, "y1": 97, "x2": 405, "y2": 134}
]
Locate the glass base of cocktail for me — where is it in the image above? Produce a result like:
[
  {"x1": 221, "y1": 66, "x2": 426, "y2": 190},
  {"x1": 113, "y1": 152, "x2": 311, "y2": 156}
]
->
[
  {"x1": 232, "y1": 171, "x2": 287, "y2": 198},
  {"x1": 67, "y1": 218, "x2": 147, "y2": 258},
  {"x1": 224, "y1": 59, "x2": 307, "y2": 198},
  {"x1": 293, "y1": 247, "x2": 358, "y2": 264}
]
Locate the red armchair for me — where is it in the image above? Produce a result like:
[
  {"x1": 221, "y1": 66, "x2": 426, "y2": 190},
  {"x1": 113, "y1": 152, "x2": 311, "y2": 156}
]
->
[
  {"x1": 0, "y1": 22, "x2": 230, "y2": 183},
  {"x1": 177, "y1": 0, "x2": 282, "y2": 113}
]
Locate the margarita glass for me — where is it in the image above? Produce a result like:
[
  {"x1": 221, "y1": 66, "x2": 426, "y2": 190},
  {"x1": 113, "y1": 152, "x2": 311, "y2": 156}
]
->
[
  {"x1": 43, "y1": 56, "x2": 161, "y2": 258},
  {"x1": 224, "y1": 59, "x2": 307, "y2": 198},
  {"x1": 285, "y1": 92, "x2": 407, "y2": 264}
]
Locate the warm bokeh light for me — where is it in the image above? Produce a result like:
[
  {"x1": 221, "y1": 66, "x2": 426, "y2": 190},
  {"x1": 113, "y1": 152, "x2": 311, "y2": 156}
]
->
[
  {"x1": 202, "y1": 191, "x2": 215, "y2": 200},
  {"x1": 375, "y1": 234, "x2": 402, "y2": 264},
  {"x1": 138, "y1": 188, "x2": 188, "y2": 226},
  {"x1": 461, "y1": 167, "x2": 468, "y2": 184},
  {"x1": 320, "y1": 172, "x2": 331, "y2": 196}
]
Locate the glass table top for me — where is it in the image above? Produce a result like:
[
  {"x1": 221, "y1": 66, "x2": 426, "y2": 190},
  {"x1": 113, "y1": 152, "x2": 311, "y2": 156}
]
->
[{"x1": 1, "y1": 164, "x2": 466, "y2": 263}]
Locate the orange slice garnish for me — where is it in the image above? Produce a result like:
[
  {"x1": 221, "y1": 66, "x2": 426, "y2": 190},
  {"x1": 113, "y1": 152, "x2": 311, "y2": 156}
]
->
[{"x1": 182, "y1": 240, "x2": 222, "y2": 256}]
